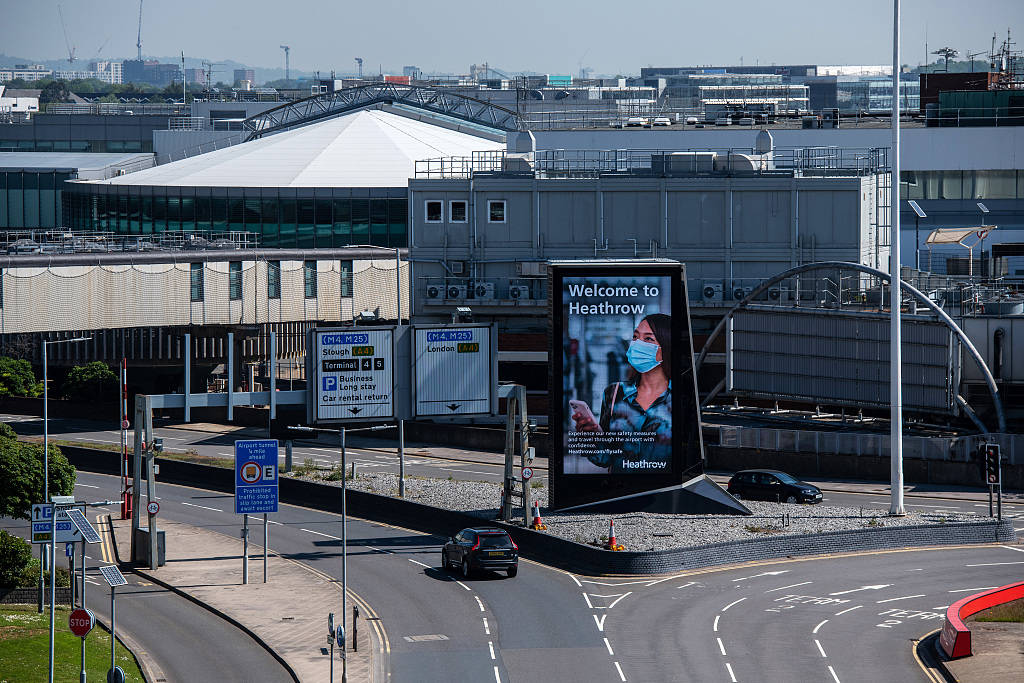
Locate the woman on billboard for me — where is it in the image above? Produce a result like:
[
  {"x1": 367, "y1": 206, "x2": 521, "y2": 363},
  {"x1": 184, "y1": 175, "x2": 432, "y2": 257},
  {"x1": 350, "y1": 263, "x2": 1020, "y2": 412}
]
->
[{"x1": 570, "y1": 313, "x2": 672, "y2": 473}]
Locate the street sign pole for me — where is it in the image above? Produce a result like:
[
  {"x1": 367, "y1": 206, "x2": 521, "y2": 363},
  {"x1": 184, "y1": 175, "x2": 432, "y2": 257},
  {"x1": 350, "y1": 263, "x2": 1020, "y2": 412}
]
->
[
  {"x1": 242, "y1": 515, "x2": 249, "y2": 585},
  {"x1": 49, "y1": 503, "x2": 58, "y2": 683},
  {"x1": 110, "y1": 585, "x2": 115, "y2": 678},
  {"x1": 263, "y1": 513, "x2": 268, "y2": 583},
  {"x1": 341, "y1": 426, "x2": 348, "y2": 683},
  {"x1": 398, "y1": 420, "x2": 405, "y2": 498}
]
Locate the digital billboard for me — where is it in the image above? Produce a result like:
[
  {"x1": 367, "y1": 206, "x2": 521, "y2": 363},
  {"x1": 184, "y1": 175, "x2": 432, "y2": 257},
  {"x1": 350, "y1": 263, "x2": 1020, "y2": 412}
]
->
[{"x1": 549, "y1": 261, "x2": 704, "y2": 509}]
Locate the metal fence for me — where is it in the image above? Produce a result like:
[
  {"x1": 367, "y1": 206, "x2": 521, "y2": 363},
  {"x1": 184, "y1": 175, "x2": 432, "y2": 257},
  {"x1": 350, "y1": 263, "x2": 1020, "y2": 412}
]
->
[{"x1": 715, "y1": 425, "x2": 1023, "y2": 465}]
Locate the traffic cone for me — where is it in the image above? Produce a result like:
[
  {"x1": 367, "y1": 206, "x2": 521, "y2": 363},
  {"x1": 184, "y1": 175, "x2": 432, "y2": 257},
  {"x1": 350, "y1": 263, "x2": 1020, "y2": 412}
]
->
[
  {"x1": 607, "y1": 518, "x2": 617, "y2": 549},
  {"x1": 531, "y1": 500, "x2": 546, "y2": 530}
]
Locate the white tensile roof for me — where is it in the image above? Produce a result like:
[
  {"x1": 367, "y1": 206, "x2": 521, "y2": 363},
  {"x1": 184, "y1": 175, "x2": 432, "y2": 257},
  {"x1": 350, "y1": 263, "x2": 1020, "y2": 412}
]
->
[{"x1": 92, "y1": 109, "x2": 503, "y2": 188}]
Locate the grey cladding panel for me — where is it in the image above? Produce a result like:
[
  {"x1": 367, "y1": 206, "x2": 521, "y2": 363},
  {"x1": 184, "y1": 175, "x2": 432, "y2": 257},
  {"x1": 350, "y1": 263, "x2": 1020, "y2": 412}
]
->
[
  {"x1": 733, "y1": 191, "x2": 791, "y2": 245},
  {"x1": 541, "y1": 191, "x2": 597, "y2": 247},
  {"x1": 799, "y1": 191, "x2": 859, "y2": 248},
  {"x1": 604, "y1": 191, "x2": 660, "y2": 245},
  {"x1": 729, "y1": 309, "x2": 954, "y2": 412},
  {"x1": 667, "y1": 192, "x2": 726, "y2": 248}
]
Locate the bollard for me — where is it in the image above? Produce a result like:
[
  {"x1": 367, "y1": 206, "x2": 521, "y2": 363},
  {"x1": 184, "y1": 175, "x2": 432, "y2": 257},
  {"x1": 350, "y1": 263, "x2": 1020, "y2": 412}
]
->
[
  {"x1": 353, "y1": 605, "x2": 359, "y2": 653},
  {"x1": 285, "y1": 440, "x2": 293, "y2": 473},
  {"x1": 350, "y1": 462, "x2": 356, "y2": 479}
]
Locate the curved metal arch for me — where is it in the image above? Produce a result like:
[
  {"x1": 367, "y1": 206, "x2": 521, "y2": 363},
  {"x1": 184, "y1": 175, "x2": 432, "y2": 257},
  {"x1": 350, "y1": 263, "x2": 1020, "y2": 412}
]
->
[
  {"x1": 242, "y1": 83, "x2": 523, "y2": 140},
  {"x1": 695, "y1": 261, "x2": 1006, "y2": 434}
]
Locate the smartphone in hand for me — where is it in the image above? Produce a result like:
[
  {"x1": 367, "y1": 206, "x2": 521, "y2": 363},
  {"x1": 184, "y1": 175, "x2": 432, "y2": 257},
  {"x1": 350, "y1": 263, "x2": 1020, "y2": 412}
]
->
[{"x1": 569, "y1": 399, "x2": 597, "y2": 428}]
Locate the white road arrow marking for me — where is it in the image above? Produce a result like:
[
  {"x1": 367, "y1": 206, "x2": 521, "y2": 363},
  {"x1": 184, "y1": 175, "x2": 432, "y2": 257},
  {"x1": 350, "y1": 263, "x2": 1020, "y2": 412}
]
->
[
  {"x1": 593, "y1": 614, "x2": 606, "y2": 632},
  {"x1": 732, "y1": 570, "x2": 789, "y2": 582},
  {"x1": 828, "y1": 584, "x2": 891, "y2": 596}
]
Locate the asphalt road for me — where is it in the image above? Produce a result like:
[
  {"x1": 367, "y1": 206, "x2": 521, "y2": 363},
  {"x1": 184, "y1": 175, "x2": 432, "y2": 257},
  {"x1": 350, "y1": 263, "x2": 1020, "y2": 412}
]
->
[{"x1": 70, "y1": 471, "x2": 615, "y2": 683}]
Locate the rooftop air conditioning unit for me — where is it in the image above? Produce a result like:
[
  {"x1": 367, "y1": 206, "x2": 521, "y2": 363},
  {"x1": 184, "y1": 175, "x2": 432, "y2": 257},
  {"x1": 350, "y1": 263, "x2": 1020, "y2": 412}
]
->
[
  {"x1": 474, "y1": 282, "x2": 495, "y2": 300},
  {"x1": 426, "y1": 284, "x2": 443, "y2": 299},
  {"x1": 509, "y1": 285, "x2": 531, "y2": 300},
  {"x1": 701, "y1": 282, "x2": 723, "y2": 302},
  {"x1": 732, "y1": 286, "x2": 752, "y2": 301},
  {"x1": 446, "y1": 284, "x2": 467, "y2": 300},
  {"x1": 767, "y1": 287, "x2": 782, "y2": 302}
]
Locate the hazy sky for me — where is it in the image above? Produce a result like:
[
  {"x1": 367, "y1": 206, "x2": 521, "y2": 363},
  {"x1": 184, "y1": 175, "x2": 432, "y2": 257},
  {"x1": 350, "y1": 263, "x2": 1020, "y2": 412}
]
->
[{"x1": 5, "y1": 0, "x2": 1020, "y2": 75}]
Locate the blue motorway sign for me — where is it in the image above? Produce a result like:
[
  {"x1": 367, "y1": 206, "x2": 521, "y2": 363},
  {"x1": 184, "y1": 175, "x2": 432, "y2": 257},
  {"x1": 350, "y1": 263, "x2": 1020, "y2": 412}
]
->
[{"x1": 234, "y1": 440, "x2": 279, "y2": 515}]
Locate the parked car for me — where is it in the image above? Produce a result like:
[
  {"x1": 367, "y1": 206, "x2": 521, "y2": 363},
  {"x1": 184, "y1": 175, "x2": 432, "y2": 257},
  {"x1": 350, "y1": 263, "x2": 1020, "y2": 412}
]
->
[
  {"x1": 684, "y1": 115, "x2": 699, "y2": 125},
  {"x1": 652, "y1": 116, "x2": 672, "y2": 126},
  {"x1": 625, "y1": 116, "x2": 647, "y2": 127},
  {"x1": 442, "y1": 527, "x2": 518, "y2": 578},
  {"x1": 714, "y1": 116, "x2": 733, "y2": 126},
  {"x1": 727, "y1": 469, "x2": 823, "y2": 504}
]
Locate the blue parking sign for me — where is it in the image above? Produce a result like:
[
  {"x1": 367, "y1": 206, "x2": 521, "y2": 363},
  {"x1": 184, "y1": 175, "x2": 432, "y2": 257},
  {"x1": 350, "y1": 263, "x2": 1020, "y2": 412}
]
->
[{"x1": 235, "y1": 440, "x2": 279, "y2": 515}]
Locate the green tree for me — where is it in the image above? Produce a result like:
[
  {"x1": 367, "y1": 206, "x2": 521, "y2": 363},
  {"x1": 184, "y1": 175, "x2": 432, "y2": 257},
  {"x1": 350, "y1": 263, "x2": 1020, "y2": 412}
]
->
[
  {"x1": 39, "y1": 80, "x2": 71, "y2": 104},
  {"x1": 62, "y1": 361, "x2": 117, "y2": 402},
  {"x1": 0, "y1": 356, "x2": 41, "y2": 397},
  {"x1": 0, "y1": 529, "x2": 33, "y2": 588},
  {"x1": 0, "y1": 437, "x2": 76, "y2": 521}
]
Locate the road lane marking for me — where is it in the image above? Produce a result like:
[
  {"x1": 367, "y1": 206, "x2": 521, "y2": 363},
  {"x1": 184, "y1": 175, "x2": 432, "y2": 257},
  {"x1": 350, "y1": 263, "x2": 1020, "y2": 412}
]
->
[
  {"x1": 493, "y1": 665, "x2": 501, "y2": 683},
  {"x1": 948, "y1": 586, "x2": 998, "y2": 592},
  {"x1": 246, "y1": 515, "x2": 283, "y2": 525},
  {"x1": 828, "y1": 665, "x2": 841, "y2": 682},
  {"x1": 482, "y1": 617, "x2": 490, "y2": 635},
  {"x1": 876, "y1": 594, "x2": 927, "y2": 603},
  {"x1": 614, "y1": 661, "x2": 627, "y2": 682},
  {"x1": 582, "y1": 593, "x2": 594, "y2": 609},
  {"x1": 721, "y1": 597, "x2": 746, "y2": 611},
  {"x1": 724, "y1": 662, "x2": 736, "y2": 682},
  {"x1": 1001, "y1": 545, "x2": 1024, "y2": 553},
  {"x1": 732, "y1": 570, "x2": 788, "y2": 582},
  {"x1": 488, "y1": 641, "x2": 495, "y2": 660},
  {"x1": 815, "y1": 639, "x2": 827, "y2": 657},
  {"x1": 594, "y1": 615, "x2": 606, "y2": 631},
  {"x1": 566, "y1": 572, "x2": 582, "y2": 587},
  {"x1": 828, "y1": 584, "x2": 890, "y2": 596},
  {"x1": 408, "y1": 559, "x2": 431, "y2": 568},
  {"x1": 964, "y1": 561, "x2": 1024, "y2": 567},
  {"x1": 713, "y1": 615, "x2": 720, "y2": 632},
  {"x1": 455, "y1": 580, "x2": 471, "y2": 591},
  {"x1": 475, "y1": 596, "x2": 485, "y2": 612},
  {"x1": 300, "y1": 528, "x2": 341, "y2": 540},
  {"x1": 813, "y1": 619, "x2": 828, "y2": 634},
  {"x1": 835, "y1": 605, "x2": 862, "y2": 616},
  {"x1": 607, "y1": 592, "x2": 632, "y2": 609},
  {"x1": 603, "y1": 637, "x2": 614, "y2": 655},
  {"x1": 765, "y1": 581, "x2": 813, "y2": 593},
  {"x1": 717, "y1": 637, "x2": 727, "y2": 656},
  {"x1": 677, "y1": 581, "x2": 698, "y2": 589},
  {"x1": 181, "y1": 502, "x2": 222, "y2": 512},
  {"x1": 75, "y1": 483, "x2": 100, "y2": 489}
]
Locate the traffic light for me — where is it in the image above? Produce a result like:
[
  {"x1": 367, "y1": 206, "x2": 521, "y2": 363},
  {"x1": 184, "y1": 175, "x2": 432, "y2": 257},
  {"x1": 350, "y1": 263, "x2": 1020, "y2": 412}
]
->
[{"x1": 984, "y1": 443, "x2": 1001, "y2": 485}]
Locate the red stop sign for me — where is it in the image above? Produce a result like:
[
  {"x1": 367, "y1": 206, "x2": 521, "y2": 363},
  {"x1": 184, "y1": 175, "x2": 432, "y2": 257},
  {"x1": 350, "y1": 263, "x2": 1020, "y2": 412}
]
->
[{"x1": 68, "y1": 608, "x2": 95, "y2": 637}]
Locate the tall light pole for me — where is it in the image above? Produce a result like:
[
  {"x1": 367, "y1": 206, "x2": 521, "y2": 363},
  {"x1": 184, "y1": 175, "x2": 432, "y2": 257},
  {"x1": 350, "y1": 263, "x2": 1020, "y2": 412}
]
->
[
  {"x1": 41, "y1": 336, "x2": 91, "y2": 682},
  {"x1": 889, "y1": 0, "x2": 905, "y2": 516}
]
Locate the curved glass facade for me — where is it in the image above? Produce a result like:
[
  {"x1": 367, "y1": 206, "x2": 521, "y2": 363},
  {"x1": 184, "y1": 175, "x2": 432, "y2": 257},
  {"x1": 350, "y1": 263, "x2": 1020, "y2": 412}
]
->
[{"x1": 62, "y1": 184, "x2": 408, "y2": 248}]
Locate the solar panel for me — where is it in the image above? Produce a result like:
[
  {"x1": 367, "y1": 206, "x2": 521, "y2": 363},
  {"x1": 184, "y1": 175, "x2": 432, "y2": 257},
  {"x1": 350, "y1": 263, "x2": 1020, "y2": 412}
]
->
[
  {"x1": 64, "y1": 509, "x2": 102, "y2": 544},
  {"x1": 99, "y1": 565, "x2": 127, "y2": 587}
]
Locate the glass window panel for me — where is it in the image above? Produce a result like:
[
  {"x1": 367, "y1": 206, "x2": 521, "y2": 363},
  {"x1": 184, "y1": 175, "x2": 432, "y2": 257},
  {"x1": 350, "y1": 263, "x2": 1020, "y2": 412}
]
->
[
  {"x1": 297, "y1": 198, "x2": 315, "y2": 248},
  {"x1": 340, "y1": 259, "x2": 352, "y2": 298},
  {"x1": 129, "y1": 194, "x2": 141, "y2": 234},
  {"x1": 333, "y1": 198, "x2": 351, "y2": 247},
  {"x1": 279, "y1": 198, "x2": 297, "y2": 248},
  {"x1": 39, "y1": 174, "x2": 56, "y2": 228},
  {"x1": 229, "y1": 261, "x2": 242, "y2": 300},
  {"x1": 180, "y1": 196, "x2": 195, "y2": 232},
  {"x1": 244, "y1": 198, "x2": 261, "y2": 237},
  {"x1": 267, "y1": 260, "x2": 281, "y2": 299},
  {"x1": 195, "y1": 196, "x2": 212, "y2": 231},
  {"x1": 190, "y1": 262, "x2": 204, "y2": 301},
  {"x1": 152, "y1": 195, "x2": 167, "y2": 232},
  {"x1": 212, "y1": 197, "x2": 228, "y2": 231},
  {"x1": 315, "y1": 199, "x2": 332, "y2": 247},
  {"x1": 228, "y1": 198, "x2": 244, "y2": 232},
  {"x1": 23, "y1": 173, "x2": 39, "y2": 228},
  {"x1": 370, "y1": 198, "x2": 388, "y2": 245},
  {"x1": 389, "y1": 198, "x2": 408, "y2": 247},
  {"x1": 166, "y1": 196, "x2": 181, "y2": 232},
  {"x1": 141, "y1": 196, "x2": 153, "y2": 233},
  {"x1": 0, "y1": 173, "x2": 8, "y2": 228},
  {"x1": 7, "y1": 172, "x2": 23, "y2": 228},
  {"x1": 118, "y1": 194, "x2": 130, "y2": 233},
  {"x1": 351, "y1": 199, "x2": 369, "y2": 241},
  {"x1": 972, "y1": 170, "x2": 1016, "y2": 200},
  {"x1": 303, "y1": 260, "x2": 317, "y2": 298},
  {"x1": 260, "y1": 193, "x2": 279, "y2": 246}
]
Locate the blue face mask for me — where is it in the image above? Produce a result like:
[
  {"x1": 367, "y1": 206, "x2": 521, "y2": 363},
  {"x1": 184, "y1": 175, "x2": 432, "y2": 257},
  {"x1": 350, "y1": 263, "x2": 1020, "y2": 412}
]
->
[{"x1": 626, "y1": 339, "x2": 661, "y2": 374}]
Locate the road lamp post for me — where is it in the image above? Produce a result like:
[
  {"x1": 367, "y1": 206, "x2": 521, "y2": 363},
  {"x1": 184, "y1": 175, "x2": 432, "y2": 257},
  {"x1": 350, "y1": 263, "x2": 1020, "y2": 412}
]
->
[
  {"x1": 889, "y1": 0, "x2": 905, "y2": 516},
  {"x1": 40, "y1": 336, "x2": 91, "y2": 682}
]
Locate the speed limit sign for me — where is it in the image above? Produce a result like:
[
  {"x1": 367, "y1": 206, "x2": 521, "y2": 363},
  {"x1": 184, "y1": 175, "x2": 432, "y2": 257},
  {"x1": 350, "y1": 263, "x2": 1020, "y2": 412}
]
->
[{"x1": 147, "y1": 501, "x2": 159, "y2": 515}]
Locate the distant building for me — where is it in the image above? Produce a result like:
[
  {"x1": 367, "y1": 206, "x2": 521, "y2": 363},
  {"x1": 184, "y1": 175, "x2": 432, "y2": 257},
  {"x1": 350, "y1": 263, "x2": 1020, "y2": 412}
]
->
[
  {"x1": 402, "y1": 65, "x2": 421, "y2": 80},
  {"x1": 121, "y1": 60, "x2": 182, "y2": 87},
  {"x1": 0, "y1": 65, "x2": 53, "y2": 83},
  {"x1": 233, "y1": 69, "x2": 255, "y2": 85},
  {"x1": 185, "y1": 68, "x2": 206, "y2": 85}
]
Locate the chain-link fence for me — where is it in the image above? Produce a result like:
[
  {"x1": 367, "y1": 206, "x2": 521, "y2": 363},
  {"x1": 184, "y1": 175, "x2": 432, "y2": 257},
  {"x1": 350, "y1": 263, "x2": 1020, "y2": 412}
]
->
[{"x1": 716, "y1": 425, "x2": 1023, "y2": 465}]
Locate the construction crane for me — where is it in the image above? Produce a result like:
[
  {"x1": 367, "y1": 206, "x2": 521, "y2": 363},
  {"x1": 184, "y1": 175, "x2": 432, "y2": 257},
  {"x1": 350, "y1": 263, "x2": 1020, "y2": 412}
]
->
[
  {"x1": 280, "y1": 45, "x2": 290, "y2": 83},
  {"x1": 93, "y1": 37, "x2": 110, "y2": 61},
  {"x1": 57, "y1": 5, "x2": 76, "y2": 64},
  {"x1": 931, "y1": 46, "x2": 959, "y2": 72},
  {"x1": 355, "y1": 57, "x2": 363, "y2": 78},
  {"x1": 136, "y1": 0, "x2": 144, "y2": 61}
]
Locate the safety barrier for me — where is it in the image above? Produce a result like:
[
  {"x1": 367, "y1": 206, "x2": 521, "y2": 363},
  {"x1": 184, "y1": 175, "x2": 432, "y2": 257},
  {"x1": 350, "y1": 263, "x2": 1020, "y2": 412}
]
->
[{"x1": 939, "y1": 581, "x2": 1024, "y2": 659}]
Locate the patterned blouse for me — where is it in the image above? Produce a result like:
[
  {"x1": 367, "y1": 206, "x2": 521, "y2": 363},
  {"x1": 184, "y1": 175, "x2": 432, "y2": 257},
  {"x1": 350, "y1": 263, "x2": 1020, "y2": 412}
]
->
[{"x1": 586, "y1": 380, "x2": 673, "y2": 473}]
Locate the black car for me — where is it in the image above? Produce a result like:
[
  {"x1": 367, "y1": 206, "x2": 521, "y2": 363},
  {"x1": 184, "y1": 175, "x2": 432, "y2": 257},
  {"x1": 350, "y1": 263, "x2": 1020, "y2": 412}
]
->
[
  {"x1": 442, "y1": 527, "x2": 518, "y2": 578},
  {"x1": 727, "y1": 469, "x2": 823, "y2": 504}
]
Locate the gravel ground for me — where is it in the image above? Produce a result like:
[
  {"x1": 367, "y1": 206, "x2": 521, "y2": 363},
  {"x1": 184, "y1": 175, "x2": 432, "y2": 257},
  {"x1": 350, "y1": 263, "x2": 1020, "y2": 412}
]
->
[{"x1": 288, "y1": 468, "x2": 976, "y2": 552}]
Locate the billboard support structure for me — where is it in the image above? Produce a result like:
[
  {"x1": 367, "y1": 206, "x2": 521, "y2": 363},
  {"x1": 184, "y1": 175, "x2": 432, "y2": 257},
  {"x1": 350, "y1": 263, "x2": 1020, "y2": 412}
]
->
[{"x1": 498, "y1": 384, "x2": 533, "y2": 525}]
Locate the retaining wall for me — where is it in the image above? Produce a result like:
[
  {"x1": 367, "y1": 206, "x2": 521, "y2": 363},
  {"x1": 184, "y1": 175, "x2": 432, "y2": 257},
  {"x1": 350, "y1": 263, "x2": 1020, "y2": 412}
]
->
[{"x1": 64, "y1": 445, "x2": 1015, "y2": 576}]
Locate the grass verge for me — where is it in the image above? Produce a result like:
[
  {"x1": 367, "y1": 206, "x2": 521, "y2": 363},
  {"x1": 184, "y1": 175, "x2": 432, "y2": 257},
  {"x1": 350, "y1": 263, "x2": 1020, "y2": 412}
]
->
[
  {"x1": 974, "y1": 597, "x2": 1024, "y2": 623},
  {"x1": 0, "y1": 604, "x2": 145, "y2": 682}
]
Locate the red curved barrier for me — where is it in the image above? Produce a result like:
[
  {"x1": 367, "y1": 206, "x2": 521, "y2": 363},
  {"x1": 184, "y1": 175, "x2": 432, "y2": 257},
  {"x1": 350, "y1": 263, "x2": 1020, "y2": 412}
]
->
[{"x1": 940, "y1": 581, "x2": 1024, "y2": 659}]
